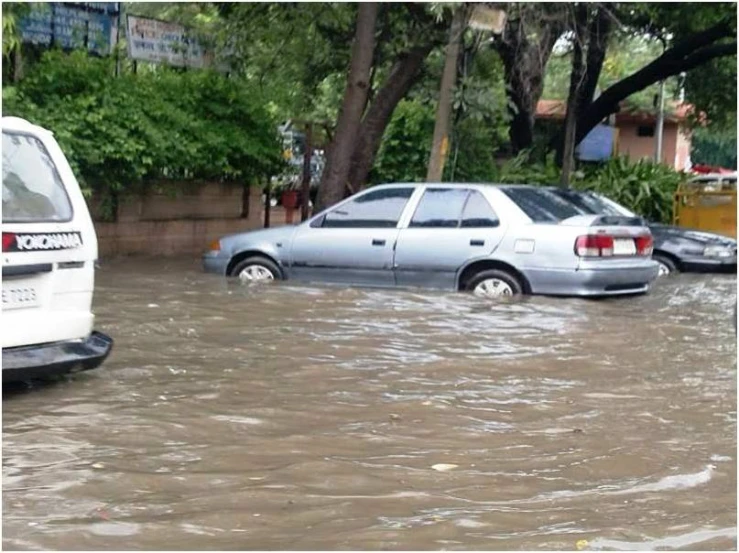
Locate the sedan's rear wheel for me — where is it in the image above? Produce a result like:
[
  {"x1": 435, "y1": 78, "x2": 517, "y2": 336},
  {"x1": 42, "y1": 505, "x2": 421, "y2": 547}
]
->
[
  {"x1": 230, "y1": 256, "x2": 281, "y2": 284},
  {"x1": 652, "y1": 253, "x2": 678, "y2": 277},
  {"x1": 465, "y1": 269, "x2": 523, "y2": 298}
]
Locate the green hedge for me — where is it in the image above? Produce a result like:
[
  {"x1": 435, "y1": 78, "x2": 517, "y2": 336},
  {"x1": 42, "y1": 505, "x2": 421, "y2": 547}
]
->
[{"x1": 2, "y1": 50, "x2": 283, "y2": 198}]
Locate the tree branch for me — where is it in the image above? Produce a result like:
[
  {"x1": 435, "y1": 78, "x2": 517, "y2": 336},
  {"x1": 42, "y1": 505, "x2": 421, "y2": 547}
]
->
[{"x1": 574, "y1": 39, "x2": 737, "y2": 145}]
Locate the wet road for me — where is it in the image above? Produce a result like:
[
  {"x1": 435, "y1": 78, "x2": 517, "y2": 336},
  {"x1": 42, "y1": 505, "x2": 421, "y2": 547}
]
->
[{"x1": 3, "y1": 258, "x2": 737, "y2": 550}]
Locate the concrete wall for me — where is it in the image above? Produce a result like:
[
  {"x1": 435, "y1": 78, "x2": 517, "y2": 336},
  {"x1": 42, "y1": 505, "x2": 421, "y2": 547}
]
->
[
  {"x1": 91, "y1": 182, "x2": 264, "y2": 257},
  {"x1": 616, "y1": 121, "x2": 682, "y2": 169}
]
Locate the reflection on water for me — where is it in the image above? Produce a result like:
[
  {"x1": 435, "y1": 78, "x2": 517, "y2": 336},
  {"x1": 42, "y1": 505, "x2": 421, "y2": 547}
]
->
[{"x1": 3, "y1": 258, "x2": 736, "y2": 550}]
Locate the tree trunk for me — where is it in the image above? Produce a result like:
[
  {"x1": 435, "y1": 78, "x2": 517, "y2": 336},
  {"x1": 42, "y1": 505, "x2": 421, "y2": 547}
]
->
[
  {"x1": 346, "y1": 43, "x2": 435, "y2": 193},
  {"x1": 301, "y1": 123, "x2": 313, "y2": 221},
  {"x1": 427, "y1": 6, "x2": 468, "y2": 182},
  {"x1": 552, "y1": 5, "x2": 613, "y2": 159},
  {"x1": 496, "y1": 9, "x2": 567, "y2": 153},
  {"x1": 559, "y1": 6, "x2": 588, "y2": 187},
  {"x1": 315, "y1": 3, "x2": 379, "y2": 212}
]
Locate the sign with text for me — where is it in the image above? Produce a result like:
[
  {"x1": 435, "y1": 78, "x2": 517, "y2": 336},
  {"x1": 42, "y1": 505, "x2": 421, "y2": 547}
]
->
[
  {"x1": 19, "y1": 3, "x2": 120, "y2": 57},
  {"x1": 126, "y1": 15, "x2": 218, "y2": 69}
]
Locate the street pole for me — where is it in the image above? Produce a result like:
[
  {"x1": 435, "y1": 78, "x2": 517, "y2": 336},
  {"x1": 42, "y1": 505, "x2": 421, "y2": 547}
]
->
[
  {"x1": 654, "y1": 79, "x2": 665, "y2": 164},
  {"x1": 426, "y1": 6, "x2": 468, "y2": 183}
]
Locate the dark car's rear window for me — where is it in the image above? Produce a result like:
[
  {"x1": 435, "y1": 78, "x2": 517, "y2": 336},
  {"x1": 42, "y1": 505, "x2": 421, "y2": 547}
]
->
[{"x1": 501, "y1": 187, "x2": 584, "y2": 223}]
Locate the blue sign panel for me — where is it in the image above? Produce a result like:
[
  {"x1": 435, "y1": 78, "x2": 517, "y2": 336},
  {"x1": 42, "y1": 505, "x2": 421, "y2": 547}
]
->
[
  {"x1": 577, "y1": 123, "x2": 615, "y2": 162},
  {"x1": 19, "y1": 3, "x2": 120, "y2": 57}
]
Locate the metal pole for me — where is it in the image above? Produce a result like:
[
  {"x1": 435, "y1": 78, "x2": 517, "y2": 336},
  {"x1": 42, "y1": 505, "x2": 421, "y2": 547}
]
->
[
  {"x1": 655, "y1": 79, "x2": 665, "y2": 164},
  {"x1": 426, "y1": 6, "x2": 467, "y2": 182}
]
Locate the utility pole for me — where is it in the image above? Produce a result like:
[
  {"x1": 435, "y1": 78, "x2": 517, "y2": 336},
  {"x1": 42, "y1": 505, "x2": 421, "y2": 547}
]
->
[
  {"x1": 426, "y1": 6, "x2": 468, "y2": 183},
  {"x1": 654, "y1": 79, "x2": 665, "y2": 164}
]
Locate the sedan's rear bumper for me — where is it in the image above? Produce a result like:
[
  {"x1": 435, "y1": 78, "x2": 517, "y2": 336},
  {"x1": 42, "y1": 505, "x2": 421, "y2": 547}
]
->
[
  {"x1": 525, "y1": 262, "x2": 660, "y2": 297},
  {"x1": 2, "y1": 331, "x2": 113, "y2": 383}
]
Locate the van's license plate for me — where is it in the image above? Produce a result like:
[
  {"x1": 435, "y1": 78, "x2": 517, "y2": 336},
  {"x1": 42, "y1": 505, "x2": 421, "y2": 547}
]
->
[
  {"x1": 613, "y1": 238, "x2": 637, "y2": 255},
  {"x1": 2, "y1": 285, "x2": 39, "y2": 310}
]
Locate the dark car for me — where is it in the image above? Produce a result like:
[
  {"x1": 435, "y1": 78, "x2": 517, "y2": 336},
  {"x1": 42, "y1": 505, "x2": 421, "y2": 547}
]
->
[{"x1": 547, "y1": 188, "x2": 737, "y2": 276}]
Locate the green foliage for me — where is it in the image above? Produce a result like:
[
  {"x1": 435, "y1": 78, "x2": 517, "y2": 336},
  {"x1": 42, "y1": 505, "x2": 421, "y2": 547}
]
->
[
  {"x1": 444, "y1": 117, "x2": 500, "y2": 182},
  {"x1": 2, "y1": 2, "x2": 33, "y2": 58},
  {"x1": 493, "y1": 152, "x2": 686, "y2": 223},
  {"x1": 2, "y1": 50, "x2": 283, "y2": 201},
  {"x1": 370, "y1": 99, "x2": 434, "y2": 184},
  {"x1": 691, "y1": 125, "x2": 738, "y2": 169},
  {"x1": 576, "y1": 157, "x2": 686, "y2": 224}
]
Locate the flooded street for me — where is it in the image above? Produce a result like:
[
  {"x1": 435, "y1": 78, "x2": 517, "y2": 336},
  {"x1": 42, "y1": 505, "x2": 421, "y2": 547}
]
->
[{"x1": 3, "y1": 258, "x2": 736, "y2": 550}]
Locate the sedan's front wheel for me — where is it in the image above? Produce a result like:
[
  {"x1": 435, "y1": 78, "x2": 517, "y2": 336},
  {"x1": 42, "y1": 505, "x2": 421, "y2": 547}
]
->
[
  {"x1": 465, "y1": 269, "x2": 523, "y2": 298},
  {"x1": 230, "y1": 256, "x2": 281, "y2": 284}
]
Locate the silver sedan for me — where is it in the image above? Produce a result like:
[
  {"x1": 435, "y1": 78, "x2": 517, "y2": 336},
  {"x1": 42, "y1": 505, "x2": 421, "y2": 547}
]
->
[{"x1": 203, "y1": 183, "x2": 660, "y2": 298}]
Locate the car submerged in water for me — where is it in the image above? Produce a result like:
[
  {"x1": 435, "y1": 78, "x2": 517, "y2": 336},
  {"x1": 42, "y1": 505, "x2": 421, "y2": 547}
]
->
[
  {"x1": 545, "y1": 188, "x2": 737, "y2": 277},
  {"x1": 203, "y1": 183, "x2": 660, "y2": 298}
]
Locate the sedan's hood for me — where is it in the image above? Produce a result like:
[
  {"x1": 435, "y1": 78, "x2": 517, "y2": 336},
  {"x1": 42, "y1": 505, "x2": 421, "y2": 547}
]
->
[{"x1": 649, "y1": 223, "x2": 737, "y2": 247}]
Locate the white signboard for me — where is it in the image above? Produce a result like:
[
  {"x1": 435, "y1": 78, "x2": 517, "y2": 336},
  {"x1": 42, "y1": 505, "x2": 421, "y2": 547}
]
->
[
  {"x1": 468, "y1": 6, "x2": 507, "y2": 33},
  {"x1": 126, "y1": 15, "x2": 216, "y2": 69}
]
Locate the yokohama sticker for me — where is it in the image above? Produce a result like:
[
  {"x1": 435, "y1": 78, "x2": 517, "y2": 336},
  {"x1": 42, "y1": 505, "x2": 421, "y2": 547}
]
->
[{"x1": 8, "y1": 232, "x2": 83, "y2": 252}]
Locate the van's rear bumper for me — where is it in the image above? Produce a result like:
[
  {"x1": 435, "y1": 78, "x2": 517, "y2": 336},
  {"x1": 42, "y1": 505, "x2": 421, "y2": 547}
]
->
[{"x1": 2, "y1": 331, "x2": 113, "y2": 383}]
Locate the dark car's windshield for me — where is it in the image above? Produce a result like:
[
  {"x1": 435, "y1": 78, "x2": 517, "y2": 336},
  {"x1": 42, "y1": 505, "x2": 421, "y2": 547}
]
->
[{"x1": 501, "y1": 187, "x2": 587, "y2": 223}]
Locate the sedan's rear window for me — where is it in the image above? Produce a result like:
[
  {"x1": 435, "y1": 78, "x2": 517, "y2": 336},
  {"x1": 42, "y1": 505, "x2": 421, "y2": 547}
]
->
[
  {"x1": 2, "y1": 131, "x2": 73, "y2": 223},
  {"x1": 547, "y1": 189, "x2": 625, "y2": 216},
  {"x1": 501, "y1": 187, "x2": 583, "y2": 223}
]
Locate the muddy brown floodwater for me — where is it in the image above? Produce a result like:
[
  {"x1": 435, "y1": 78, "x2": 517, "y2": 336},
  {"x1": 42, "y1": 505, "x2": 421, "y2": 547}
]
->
[{"x1": 3, "y1": 258, "x2": 737, "y2": 551}]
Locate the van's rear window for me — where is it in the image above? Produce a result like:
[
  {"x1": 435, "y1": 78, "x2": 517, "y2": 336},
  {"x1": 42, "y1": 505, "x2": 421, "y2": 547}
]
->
[
  {"x1": 501, "y1": 187, "x2": 583, "y2": 222},
  {"x1": 2, "y1": 131, "x2": 73, "y2": 223}
]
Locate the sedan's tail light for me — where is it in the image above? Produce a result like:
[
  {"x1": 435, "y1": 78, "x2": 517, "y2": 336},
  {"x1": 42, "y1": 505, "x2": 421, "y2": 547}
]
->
[
  {"x1": 575, "y1": 234, "x2": 614, "y2": 257},
  {"x1": 634, "y1": 234, "x2": 653, "y2": 256}
]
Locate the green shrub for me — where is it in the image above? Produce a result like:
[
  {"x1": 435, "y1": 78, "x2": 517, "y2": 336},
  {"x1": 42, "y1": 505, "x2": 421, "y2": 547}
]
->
[
  {"x1": 370, "y1": 99, "x2": 435, "y2": 184},
  {"x1": 2, "y1": 50, "x2": 283, "y2": 201},
  {"x1": 577, "y1": 156, "x2": 687, "y2": 224}
]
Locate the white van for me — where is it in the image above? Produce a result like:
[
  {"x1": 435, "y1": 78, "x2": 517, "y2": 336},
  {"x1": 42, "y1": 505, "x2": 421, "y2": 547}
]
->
[{"x1": 2, "y1": 116, "x2": 112, "y2": 383}]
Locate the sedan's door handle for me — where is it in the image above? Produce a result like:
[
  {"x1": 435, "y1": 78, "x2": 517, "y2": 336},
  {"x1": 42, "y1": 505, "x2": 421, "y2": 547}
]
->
[
  {"x1": 372, "y1": 239, "x2": 386, "y2": 246},
  {"x1": 470, "y1": 239, "x2": 485, "y2": 247}
]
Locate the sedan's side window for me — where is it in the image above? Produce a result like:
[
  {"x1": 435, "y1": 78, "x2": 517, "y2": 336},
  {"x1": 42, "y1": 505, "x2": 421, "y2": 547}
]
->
[
  {"x1": 409, "y1": 188, "x2": 470, "y2": 228},
  {"x1": 322, "y1": 187, "x2": 414, "y2": 228},
  {"x1": 460, "y1": 190, "x2": 500, "y2": 228}
]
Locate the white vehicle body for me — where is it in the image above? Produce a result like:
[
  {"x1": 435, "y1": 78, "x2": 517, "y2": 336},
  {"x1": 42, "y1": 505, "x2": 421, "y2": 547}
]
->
[{"x1": 2, "y1": 116, "x2": 112, "y2": 382}]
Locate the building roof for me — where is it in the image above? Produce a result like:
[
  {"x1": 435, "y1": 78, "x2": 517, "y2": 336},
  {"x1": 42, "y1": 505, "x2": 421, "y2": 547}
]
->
[{"x1": 536, "y1": 99, "x2": 693, "y2": 124}]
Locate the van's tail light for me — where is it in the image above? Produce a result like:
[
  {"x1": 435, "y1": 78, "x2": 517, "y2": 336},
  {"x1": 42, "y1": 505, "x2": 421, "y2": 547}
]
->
[
  {"x1": 2, "y1": 232, "x2": 16, "y2": 252},
  {"x1": 575, "y1": 234, "x2": 614, "y2": 257},
  {"x1": 634, "y1": 234, "x2": 653, "y2": 256}
]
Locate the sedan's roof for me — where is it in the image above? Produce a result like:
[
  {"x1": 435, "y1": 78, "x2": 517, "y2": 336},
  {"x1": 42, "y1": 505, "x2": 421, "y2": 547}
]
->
[{"x1": 379, "y1": 182, "x2": 538, "y2": 189}]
